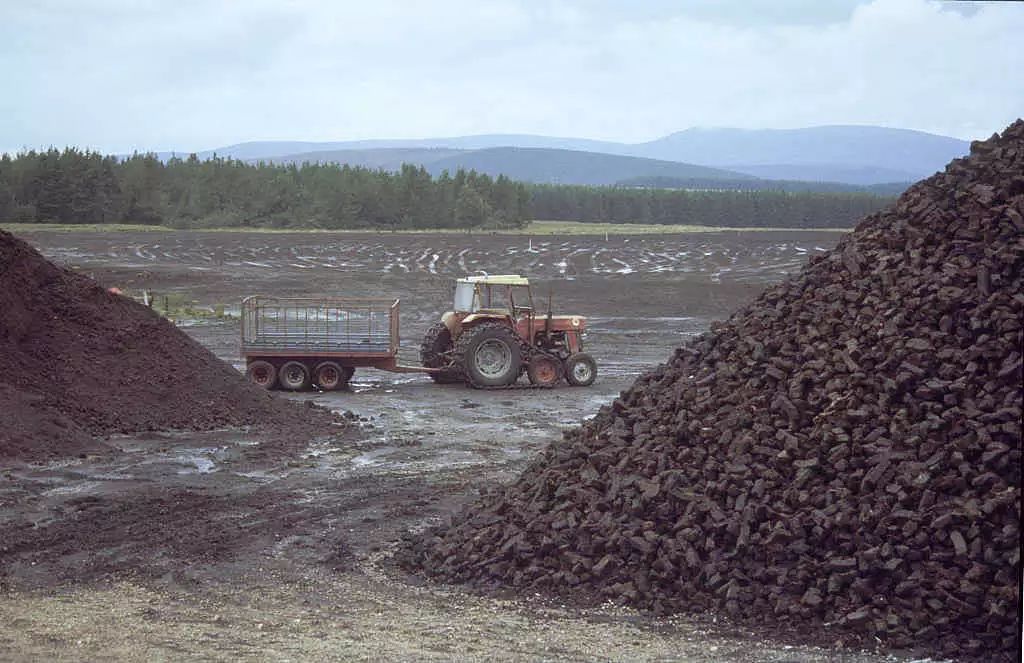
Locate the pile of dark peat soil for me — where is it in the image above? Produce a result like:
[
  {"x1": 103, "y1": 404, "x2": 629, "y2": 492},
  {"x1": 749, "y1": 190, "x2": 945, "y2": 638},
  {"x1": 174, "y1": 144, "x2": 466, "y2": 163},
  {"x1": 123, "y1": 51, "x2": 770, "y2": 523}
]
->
[
  {"x1": 0, "y1": 230, "x2": 336, "y2": 461},
  {"x1": 403, "y1": 121, "x2": 1024, "y2": 660}
]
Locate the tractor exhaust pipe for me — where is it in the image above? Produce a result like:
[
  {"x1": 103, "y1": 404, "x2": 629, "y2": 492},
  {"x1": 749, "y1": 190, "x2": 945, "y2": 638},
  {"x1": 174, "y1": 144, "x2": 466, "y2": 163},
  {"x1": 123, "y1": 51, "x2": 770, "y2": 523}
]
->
[{"x1": 545, "y1": 288, "x2": 553, "y2": 340}]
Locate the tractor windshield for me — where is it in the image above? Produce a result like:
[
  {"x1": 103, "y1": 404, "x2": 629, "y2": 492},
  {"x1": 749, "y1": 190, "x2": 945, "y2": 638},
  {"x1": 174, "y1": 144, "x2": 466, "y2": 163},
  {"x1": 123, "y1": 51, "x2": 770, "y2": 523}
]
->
[{"x1": 453, "y1": 282, "x2": 479, "y2": 312}]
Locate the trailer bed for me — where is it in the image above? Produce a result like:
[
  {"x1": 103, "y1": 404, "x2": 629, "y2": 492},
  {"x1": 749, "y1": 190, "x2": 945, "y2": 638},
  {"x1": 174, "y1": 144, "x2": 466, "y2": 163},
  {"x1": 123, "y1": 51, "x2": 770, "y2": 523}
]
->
[{"x1": 241, "y1": 296, "x2": 399, "y2": 358}]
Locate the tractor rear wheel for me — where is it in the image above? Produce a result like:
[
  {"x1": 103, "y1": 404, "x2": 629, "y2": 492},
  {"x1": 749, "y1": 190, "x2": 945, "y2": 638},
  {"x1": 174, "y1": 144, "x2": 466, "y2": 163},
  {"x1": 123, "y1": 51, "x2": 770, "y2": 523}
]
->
[
  {"x1": 527, "y1": 354, "x2": 563, "y2": 386},
  {"x1": 279, "y1": 360, "x2": 311, "y2": 391},
  {"x1": 565, "y1": 352, "x2": 597, "y2": 387},
  {"x1": 420, "y1": 322, "x2": 460, "y2": 384},
  {"x1": 454, "y1": 322, "x2": 523, "y2": 388},
  {"x1": 314, "y1": 361, "x2": 354, "y2": 391},
  {"x1": 246, "y1": 360, "x2": 277, "y2": 389}
]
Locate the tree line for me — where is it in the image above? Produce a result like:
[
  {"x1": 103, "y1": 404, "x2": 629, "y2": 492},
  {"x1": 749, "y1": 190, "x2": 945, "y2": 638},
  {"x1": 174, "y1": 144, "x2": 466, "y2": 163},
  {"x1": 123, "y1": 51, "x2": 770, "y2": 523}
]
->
[
  {"x1": 0, "y1": 148, "x2": 531, "y2": 229},
  {"x1": 615, "y1": 175, "x2": 909, "y2": 197},
  {"x1": 529, "y1": 184, "x2": 892, "y2": 229},
  {"x1": 0, "y1": 148, "x2": 894, "y2": 230}
]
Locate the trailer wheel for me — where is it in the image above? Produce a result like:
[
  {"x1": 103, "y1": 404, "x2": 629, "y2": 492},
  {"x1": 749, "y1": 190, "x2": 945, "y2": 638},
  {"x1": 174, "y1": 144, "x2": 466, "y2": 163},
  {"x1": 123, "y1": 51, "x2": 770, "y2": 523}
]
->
[
  {"x1": 314, "y1": 361, "x2": 354, "y2": 391},
  {"x1": 454, "y1": 322, "x2": 522, "y2": 388},
  {"x1": 527, "y1": 355, "x2": 563, "y2": 386},
  {"x1": 279, "y1": 360, "x2": 311, "y2": 391},
  {"x1": 246, "y1": 360, "x2": 277, "y2": 389},
  {"x1": 420, "y1": 322, "x2": 460, "y2": 383},
  {"x1": 565, "y1": 352, "x2": 597, "y2": 387}
]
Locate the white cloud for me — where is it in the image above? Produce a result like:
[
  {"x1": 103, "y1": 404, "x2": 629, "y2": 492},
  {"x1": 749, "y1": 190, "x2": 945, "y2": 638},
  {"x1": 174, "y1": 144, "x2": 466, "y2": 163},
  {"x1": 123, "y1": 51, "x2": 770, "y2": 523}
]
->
[{"x1": 0, "y1": 0, "x2": 1021, "y2": 153}]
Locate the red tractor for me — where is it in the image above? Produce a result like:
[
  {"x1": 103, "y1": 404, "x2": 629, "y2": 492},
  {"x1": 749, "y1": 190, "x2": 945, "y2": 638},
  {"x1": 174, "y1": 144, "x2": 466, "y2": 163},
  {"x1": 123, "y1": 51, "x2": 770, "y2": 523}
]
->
[{"x1": 420, "y1": 274, "x2": 597, "y2": 388}]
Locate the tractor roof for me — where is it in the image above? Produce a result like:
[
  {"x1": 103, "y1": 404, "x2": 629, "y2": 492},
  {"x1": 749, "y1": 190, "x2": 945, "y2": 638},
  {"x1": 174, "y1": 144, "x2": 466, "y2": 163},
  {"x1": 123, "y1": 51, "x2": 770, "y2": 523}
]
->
[{"x1": 458, "y1": 274, "x2": 530, "y2": 286}]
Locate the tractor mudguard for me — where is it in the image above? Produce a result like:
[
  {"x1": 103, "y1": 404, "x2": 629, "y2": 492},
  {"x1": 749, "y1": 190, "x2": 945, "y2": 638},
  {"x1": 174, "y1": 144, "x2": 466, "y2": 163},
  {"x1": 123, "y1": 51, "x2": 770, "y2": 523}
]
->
[
  {"x1": 461, "y1": 312, "x2": 510, "y2": 327},
  {"x1": 441, "y1": 311, "x2": 511, "y2": 339}
]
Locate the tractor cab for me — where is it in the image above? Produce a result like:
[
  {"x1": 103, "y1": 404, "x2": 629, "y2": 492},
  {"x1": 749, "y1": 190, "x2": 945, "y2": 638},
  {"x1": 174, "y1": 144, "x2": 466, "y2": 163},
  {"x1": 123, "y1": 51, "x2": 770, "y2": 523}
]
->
[{"x1": 452, "y1": 274, "x2": 533, "y2": 318}]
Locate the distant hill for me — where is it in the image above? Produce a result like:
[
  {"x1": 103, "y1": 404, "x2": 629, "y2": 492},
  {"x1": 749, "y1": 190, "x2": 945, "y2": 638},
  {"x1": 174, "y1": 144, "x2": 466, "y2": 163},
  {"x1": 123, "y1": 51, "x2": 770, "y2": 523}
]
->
[
  {"x1": 265, "y1": 146, "x2": 915, "y2": 193},
  {"x1": 633, "y1": 126, "x2": 968, "y2": 181},
  {"x1": 147, "y1": 124, "x2": 971, "y2": 187},
  {"x1": 423, "y1": 147, "x2": 754, "y2": 185},
  {"x1": 196, "y1": 135, "x2": 627, "y2": 160},
  {"x1": 266, "y1": 146, "x2": 754, "y2": 186}
]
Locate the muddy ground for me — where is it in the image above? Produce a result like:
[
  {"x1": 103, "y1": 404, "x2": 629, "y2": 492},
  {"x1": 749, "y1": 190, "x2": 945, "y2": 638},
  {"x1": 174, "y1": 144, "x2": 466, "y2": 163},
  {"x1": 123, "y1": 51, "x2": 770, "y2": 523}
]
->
[{"x1": 1, "y1": 229, "x2": 924, "y2": 661}]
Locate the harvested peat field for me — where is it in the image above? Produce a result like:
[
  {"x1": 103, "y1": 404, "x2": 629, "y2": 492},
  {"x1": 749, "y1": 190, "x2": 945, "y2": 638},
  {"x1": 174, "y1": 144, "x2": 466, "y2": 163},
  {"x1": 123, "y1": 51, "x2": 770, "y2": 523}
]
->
[{"x1": 0, "y1": 127, "x2": 1021, "y2": 661}]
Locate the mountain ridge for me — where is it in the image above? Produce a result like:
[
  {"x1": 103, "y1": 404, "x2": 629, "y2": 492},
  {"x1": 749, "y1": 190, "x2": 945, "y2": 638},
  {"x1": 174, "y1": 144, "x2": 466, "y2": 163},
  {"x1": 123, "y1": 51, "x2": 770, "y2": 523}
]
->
[
  {"x1": 264, "y1": 146, "x2": 756, "y2": 186},
  {"x1": 636, "y1": 125, "x2": 968, "y2": 175},
  {"x1": 125, "y1": 125, "x2": 970, "y2": 187},
  {"x1": 263, "y1": 146, "x2": 909, "y2": 194}
]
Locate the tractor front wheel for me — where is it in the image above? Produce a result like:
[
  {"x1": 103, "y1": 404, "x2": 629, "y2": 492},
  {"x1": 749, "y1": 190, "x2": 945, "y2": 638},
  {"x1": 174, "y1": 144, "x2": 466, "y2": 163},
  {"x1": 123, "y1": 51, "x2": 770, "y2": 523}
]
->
[
  {"x1": 454, "y1": 323, "x2": 523, "y2": 388},
  {"x1": 527, "y1": 354, "x2": 563, "y2": 386},
  {"x1": 564, "y1": 352, "x2": 597, "y2": 387}
]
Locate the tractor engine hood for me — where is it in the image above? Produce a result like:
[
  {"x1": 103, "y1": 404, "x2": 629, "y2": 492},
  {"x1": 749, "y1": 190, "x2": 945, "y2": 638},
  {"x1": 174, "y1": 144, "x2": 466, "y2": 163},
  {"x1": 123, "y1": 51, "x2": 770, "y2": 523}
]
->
[
  {"x1": 544, "y1": 315, "x2": 586, "y2": 331},
  {"x1": 441, "y1": 311, "x2": 586, "y2": 332}
]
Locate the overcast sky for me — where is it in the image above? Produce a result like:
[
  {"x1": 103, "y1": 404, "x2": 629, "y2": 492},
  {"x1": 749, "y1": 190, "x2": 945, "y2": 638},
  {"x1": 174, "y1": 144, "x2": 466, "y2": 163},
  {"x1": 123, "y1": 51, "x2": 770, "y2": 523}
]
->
[{"x1": 1, "y1": 0, "x2": 1021, "y2": 154}]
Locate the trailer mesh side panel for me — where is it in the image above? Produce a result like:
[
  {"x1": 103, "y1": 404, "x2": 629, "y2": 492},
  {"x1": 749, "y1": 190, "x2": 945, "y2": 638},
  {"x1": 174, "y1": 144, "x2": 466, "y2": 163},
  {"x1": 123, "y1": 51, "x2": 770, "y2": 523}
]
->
[{"x1": 241, "y1": 297, "x2": 398, "y2": 355}]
